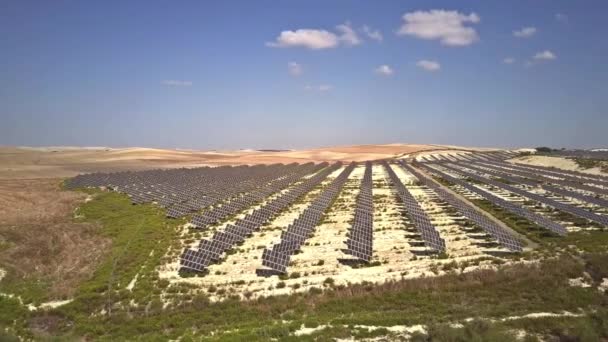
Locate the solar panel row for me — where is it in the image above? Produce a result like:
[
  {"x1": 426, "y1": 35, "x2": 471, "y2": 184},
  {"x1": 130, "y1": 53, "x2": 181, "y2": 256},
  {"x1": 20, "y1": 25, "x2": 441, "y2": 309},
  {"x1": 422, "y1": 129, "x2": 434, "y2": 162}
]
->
[
  {"x1": 475, "y1": 161, "x2": 608, "y2": 196},
  {"x1": 504, "y1": 160, "x2": 608, "y2": 185},
  {"x1": 65, "y1": 163, "x2": 310, "y2": 220},
  {"x1": 180, "y1": 162, "x2": 345, "y2": 273},
  {"x1": 344, "y1": 162, "x2": 374, "y2": 262},
  {"x1": 446, "y1": 164, "x2": 608, "y2": 227},
  {"x1": 189, "y1": 162, "x2": 326, "y2": 229},
  {"x1": 454, "y1": 162, "x2": 608, "y2": 208},
  {"x1": 399, "y1": 161, "x2": 524, "y2": 252},
  {"x1": 260, "y1": 163, "x2": 357, "y2": 273},
  {"x1": 424, "y1": 163, "x2": 568, "y2": 235},
  {"x1": 383, "y1": 161, "x2": 446, "y2": 252},
  {"x1": 427, "y1": 151, "x2": 516, "y2": 164}
]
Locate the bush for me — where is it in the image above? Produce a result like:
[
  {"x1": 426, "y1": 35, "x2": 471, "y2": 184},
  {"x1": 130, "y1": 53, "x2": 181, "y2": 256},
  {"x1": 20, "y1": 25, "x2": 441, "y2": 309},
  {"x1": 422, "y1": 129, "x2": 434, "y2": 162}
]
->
[{"x1": 323, "y1": 277, "x2": 335, "y2": 286}]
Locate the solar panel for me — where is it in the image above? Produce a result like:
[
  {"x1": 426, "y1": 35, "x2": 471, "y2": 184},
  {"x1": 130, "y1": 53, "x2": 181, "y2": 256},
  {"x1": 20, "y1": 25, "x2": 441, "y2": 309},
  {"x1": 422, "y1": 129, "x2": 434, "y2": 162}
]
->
[
  {"x1": 383, "y1": 161, "x2": 446, "y2": 252},
  {"x1": 425, "y1": 163, "x2": 567, "y2": 236},
  {"x1": 261, "y1": 249, "x2": 289, "y2": 273},
  {"x1": 343, "y1": 162, "x2": 376, "y2": 261},
  {"x1": 475, "y1": 161, "x2": 608, "y2": 196},
  {"x1": 260, "y1": 162, "x2": 357, "y2": 273},
  {"x1": 444, "y1": 163, "x2": 608, "y2": 227},
  {"x1": 456, "y1": 162, "x2": 608, "y2": 208},
  {"x1": 399, "y1": 161, "x2": 524, "y2": 252},
  {"x1": 180, "y1": 249, "x2": 214, "y2": 272}
]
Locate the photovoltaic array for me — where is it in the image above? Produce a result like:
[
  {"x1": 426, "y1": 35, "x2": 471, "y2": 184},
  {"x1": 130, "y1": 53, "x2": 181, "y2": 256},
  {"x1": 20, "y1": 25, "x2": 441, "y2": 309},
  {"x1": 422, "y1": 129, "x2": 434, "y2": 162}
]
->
[
  {"x1": 423, "y1": 163, "x2": 568, "y2": 235},
  {"x1": 436, "y1": 163, "x2": 608, "y2": 227},
  {"x1": 189, "y1": 163, "x2": 325, "y2": 229},
  {"x1": 399, "y1": 161, "x2": 524, "y2": 251},
  {"x1": 343, "y1": 162, "x2": 374, "y2": 262},
  {"x1": 476, "y1": 161, "x2": 608, "y2": 196},
  {"x1": 181, "y1": 162, "x2": 344, "y2": 272},
  {"x1": 383, "y1": 161, "x2": 446, "y2": 252},
  {"x1": 260, "y1": 163, "x2": 356, "y2": 273},
  {"x1": 454, "y1": 162, "x2": 608, "y2": 208},
  {"x1": 64, "y1": 148, "x2": 608, "y2": 281},
  {"x1": 66, "y1": 163, "x2": 314, "y2": 218}
]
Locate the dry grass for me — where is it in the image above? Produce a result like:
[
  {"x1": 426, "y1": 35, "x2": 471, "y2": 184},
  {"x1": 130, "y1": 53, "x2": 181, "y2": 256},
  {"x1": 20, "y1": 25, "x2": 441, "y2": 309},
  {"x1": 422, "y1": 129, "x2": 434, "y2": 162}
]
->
[{"x1": 0, "y1": 179, "x2": 110, "y2": 301}]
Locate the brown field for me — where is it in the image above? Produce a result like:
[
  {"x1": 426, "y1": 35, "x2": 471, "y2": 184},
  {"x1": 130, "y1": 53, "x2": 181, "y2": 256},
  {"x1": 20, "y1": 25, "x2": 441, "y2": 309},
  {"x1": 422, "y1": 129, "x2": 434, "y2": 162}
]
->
[
  {"x1": 0, "y1": 178, "x2": 109, "y2": 299},
  {"x1": 0, "y1": 144, "x2": 488, "y2": 179}
]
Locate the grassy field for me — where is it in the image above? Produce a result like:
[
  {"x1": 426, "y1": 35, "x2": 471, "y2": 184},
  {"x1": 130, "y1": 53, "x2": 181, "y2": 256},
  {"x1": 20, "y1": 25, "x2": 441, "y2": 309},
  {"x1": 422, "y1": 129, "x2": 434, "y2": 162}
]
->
[{"x1": 1, "y1": 188, "x2": 607, "y2": 340}]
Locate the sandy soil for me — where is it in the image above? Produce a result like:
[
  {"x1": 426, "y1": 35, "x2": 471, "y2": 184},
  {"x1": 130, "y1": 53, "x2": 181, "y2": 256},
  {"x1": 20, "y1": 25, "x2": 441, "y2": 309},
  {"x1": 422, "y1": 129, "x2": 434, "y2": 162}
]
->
[
  {"x1": 0, "y1": 144, "x2": 461, "y2": 179},
  {"x1": 510, "y1": 155, "x2": 607, "y2": 175}
]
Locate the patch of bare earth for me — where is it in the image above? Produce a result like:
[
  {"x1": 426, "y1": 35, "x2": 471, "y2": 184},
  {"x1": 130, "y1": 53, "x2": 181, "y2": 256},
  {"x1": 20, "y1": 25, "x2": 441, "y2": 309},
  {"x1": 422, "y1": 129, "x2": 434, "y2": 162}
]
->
[
  {"x1": 511, "y1": 155, "x2": 607, "y2": 175},
  {"x1": 0, "y1": 178, "x2": 110, "y2": 299}
]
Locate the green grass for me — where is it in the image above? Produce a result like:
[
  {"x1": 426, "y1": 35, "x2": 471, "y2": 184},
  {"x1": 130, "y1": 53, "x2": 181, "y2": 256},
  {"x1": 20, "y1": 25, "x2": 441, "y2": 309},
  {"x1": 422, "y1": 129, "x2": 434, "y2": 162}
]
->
[
  {"x1": 0, "y1": 275, "x2": 53, "y2": 307},
  {"x1": 470, "y1": 198, "x2": 559, "y2": 243},
  {"x1": 47, "y1": 253, "x2": 606, "y2": 340}
]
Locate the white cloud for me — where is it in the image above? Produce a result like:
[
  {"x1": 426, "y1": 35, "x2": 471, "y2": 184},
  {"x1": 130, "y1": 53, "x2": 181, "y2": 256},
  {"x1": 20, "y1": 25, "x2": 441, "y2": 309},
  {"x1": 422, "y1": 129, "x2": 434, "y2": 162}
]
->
[
  {"x1": 416, "y1": 60, "x2": 441, "y2": 71},
  {"x1": 267, "y1": 22, "x2": 365, "y2": 49},
  {"x1": 556, "y1": 13, "x2": 568, "y2": 23},
  {"x1": 503, "y1": 57, "x2": 516, "y2": 64},
  {"x1": 374, "y1": 65, "x2": 394, "y2": 76},
  {"x1": 287, "y1": 62, "x2": 303, "y2": 76},
  {"x1": 266, "y1": 29, "x2": 339, "y2": 49},
  {"x1": 305, "y1": 84, "x2": 333, "y2": 92},
  {"x1": 513, "y1": 27, "x2": 537, "y2": 38},
  {"x1": 533, "y1": 50, "x2": 556, "y2": 60},
  {"x1": 397, "y1": 10, "x2": 480, "y2": 46},
  {"x1": 526, "y1": 50, "x2": 557, "y2": 67},
  {"x1": 362, "y1": 25, "x2": 383, "y2": 42},
  {"x1": 162, "y1": 80, "x2": 192, "y2": 86},
  {"x1": 336, "y1": 22, "x2": 362, "y2": 46}
]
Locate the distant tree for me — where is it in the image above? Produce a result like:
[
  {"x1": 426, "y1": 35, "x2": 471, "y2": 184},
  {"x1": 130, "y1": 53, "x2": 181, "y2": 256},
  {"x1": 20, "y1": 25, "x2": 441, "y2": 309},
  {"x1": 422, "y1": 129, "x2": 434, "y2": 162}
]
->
[{"x1": 535, "y1": 147, "x2": 553, "y2": 153}]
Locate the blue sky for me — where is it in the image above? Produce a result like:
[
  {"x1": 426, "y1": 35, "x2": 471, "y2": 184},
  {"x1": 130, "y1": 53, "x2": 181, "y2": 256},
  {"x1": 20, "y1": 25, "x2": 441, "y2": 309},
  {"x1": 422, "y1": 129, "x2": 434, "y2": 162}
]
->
[{"x1": 1, "y1": 0, "x2": 607, "y2": 150}]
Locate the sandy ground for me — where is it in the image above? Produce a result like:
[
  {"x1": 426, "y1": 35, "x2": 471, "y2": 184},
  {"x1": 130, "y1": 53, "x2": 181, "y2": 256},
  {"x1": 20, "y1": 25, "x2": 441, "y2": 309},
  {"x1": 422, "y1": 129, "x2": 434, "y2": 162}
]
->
[
  {"x1": 291, "y1": 310, "x2": 582, "y2": 339},
  {"x1": 0, "y1": 144, "x2": 469, "y2": 179},
  {"x1": 510, "y1": 155, "x2": 607, "y2": 176}
]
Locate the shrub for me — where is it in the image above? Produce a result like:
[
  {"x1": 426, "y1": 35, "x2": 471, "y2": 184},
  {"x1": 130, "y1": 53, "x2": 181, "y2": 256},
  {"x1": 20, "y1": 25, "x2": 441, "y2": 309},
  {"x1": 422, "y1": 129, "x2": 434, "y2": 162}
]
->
[
  {"x1": 309, "y1": 287, "x2": 322, "y2": 295},
  {"x1": 323, "y1": 277, "x2": 335, "y2": 286}
]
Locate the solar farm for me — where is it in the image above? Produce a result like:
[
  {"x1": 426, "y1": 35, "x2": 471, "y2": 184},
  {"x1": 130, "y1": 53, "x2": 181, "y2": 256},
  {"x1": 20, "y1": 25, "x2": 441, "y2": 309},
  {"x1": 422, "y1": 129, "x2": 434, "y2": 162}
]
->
[
  {"x1": 63, "y1": 149, "x2": 608, "y2": 301},
  {"x1": 3, "y1": 145, "x2": 608, "y2": 340}
]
